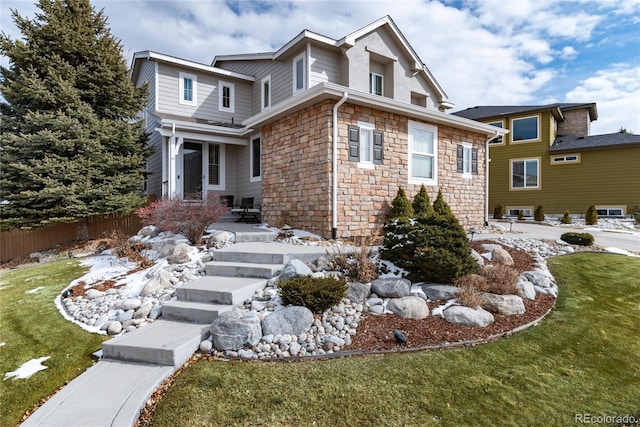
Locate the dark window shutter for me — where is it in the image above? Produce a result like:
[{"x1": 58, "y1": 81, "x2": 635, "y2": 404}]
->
[
  {"x1": 456, "y1": 145, "x2": 463, "y2": 173},
  {"x1": 472, "y1": 148, "x2": 478, "y2": 174},
  {"x1": 373, "y1": 130, "x2": 383, "y2": 164},
  {"x1": 348, "y1": 125, "x2": 359, "y2": 161}
]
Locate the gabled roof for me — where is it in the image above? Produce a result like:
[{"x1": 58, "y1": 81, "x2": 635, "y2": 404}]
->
[
  {"x1": 452, "y1": 103, "x2": 597, "y2": 122},
  {"x1": 549, "y1": 132, "x2": 640, "y2": 153},
  {"x1": 131, "y1": 51, "x2": 254, "y2": 83},
  {"x1": 212, "y1": 16, "x2": 450, "y2": 106}
]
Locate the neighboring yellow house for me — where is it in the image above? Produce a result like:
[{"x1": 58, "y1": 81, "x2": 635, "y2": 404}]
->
[{"x1": 453, "y1": 103, "x2": 640, "y2": 218}]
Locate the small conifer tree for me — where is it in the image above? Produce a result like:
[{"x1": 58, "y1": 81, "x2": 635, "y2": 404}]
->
[
  {"x1": 412, "y1": 184, "x2": 434, "y2": 217},
  {"x1": 585, "y1": 205, "x2": 598, "y2": 225},
  {"x1": 561, "y1": 210, "x2": 572, "y2": 224},
  {"x1": 534, "y1": 205, "x2": 545, "y2": 221},
  {"x1": 387, "y1": 187, "x2": 413, "y2": 220},
  {"x1": 433, "y1": 189, "x2": 455, "y2": 220},
  {"x1": 493, "y1": 204, "x2": 504, "y2": 219},
  {"x1": 517, "y1": 210, "x2": 525, "y2": 220}
]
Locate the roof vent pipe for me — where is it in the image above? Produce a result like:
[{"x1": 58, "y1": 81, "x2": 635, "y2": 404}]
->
[{"x1": 332, "y1": 92, "x2": 349, "y2": 240}]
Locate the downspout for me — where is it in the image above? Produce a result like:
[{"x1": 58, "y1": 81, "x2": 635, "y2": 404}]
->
[
  {"x1": 332, "y1": 92, "x2": 349, "y2": 239},
  {"x1": 484, "y1": 131, "x2": 499, "y2": 226},
  {"x1": 168, "y1": 122, "x2": 176, "y2": 198}
]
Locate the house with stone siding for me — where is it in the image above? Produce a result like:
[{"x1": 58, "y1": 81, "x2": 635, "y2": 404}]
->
[
  {"x1": 453, "y1": 103, "x2": 640, "y2": 218},
  {"x1": 131, "y1": 15, "x2": 507, "y2": 239}
]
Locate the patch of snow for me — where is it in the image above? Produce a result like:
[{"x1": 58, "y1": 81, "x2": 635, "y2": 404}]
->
[
  {"x1": 25, "y1": 286, "x2": 45, "y2": 294},
  {"x1": 432, "y1": 300, "x2": 459, "y2": 318},
  {"x1": 4, "y1": 356, "x2": 51, "y2": 381},
  {"x1": 0, "y1": 342, "x2": 6, "y2": 347},
  {"x1": 604, "y1": 247, "x2": 640, "y2": 257}
]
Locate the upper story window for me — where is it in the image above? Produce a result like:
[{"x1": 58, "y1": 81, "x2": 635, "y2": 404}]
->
[
  {"x1": 457, "y1": 143, "x2": 478, "y2": 177},
  {"x1": 250, "y1": 136, "x2": 261, "y2": 182},
  {"x1": 551, "y1": 153, "x2": 580, "y2": 164},
  {"x1": 179, "y1": 72, "x2": 197, "y2": 105},
  {"x1": 511, "y1": 158, "x2": 540, "y2": 189},
  {"x1": 511, "y1": 115, "x2": 539, "y2": 143},
  {"x1": 348, "y1": 122, "x2": 383, "y2": 169},
  {"x1": 370, "y1": 72, "x2": 383, "y2": 96},
  {"x1": 487, "y1": 120, "x2": 504, "y2": 145},
  {"x1": 261, "y1": 75, "x2": 271, "y2": 111},
  {"x1": 219, "y1": 81, "x2": 235, "y2": 113},
  {"x1": 293, "y1": 52, "x2": 306, "y2": 95},
  {"x1": 408, "y1": 121, "x2": 438, "y2": 185}
]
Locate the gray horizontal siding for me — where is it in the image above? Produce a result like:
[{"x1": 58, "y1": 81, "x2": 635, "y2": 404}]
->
[{"x1": 310, "y1": 45, "x2": 341, "y2": 87}]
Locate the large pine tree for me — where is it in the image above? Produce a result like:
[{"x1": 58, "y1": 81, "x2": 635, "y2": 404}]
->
[{"x1": 0, "y1": 0, "x2": 150, "y2": 230}]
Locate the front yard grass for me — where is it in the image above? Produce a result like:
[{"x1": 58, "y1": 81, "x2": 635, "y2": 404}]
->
[
  {"x1": 151, "y1": 253, "x2": 640, "y2": 426},
  {"x1": 0, "y1": 260, "x2": 107, "y2": 427}
]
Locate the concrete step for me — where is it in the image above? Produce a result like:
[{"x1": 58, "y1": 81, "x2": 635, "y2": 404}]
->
[
  {"x1": 177, "y1": 276, "x2": 267, "y2": 305},
  {"x1": 234, "y1": 230, "x2": 277, "y2": 243},
  {"x1": 102, "y1": 320, "x2": 210, "y2": 367},
  {"x1": 205, "y1": 261, "x2": 283, "y2": 279},
  {"x1": 212, "y1": 250, "x2": 289, "y2": 264},
  {"x1": 160, "y1": 300, "x2": 233, "y2": 324}
]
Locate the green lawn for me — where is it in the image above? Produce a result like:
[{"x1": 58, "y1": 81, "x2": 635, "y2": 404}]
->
[
  {"x1": 0, "y1": 260, "x2": 107, "y2": 427},
  {"x1": 152, "y1": 253, "x2": 640, "y2": 427}
]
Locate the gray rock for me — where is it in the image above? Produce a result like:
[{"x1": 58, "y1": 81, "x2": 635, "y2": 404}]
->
[
  {"x1": 140, "y1": 269, "x2": 173, "y2": 297},
  {"x1": 289, "y1": 341, "x2": 302, "y2": 356},
  {"x1": 107, "y1": 321, "x2": 123, "y2": 335},
  {"x1": 133, "y1": 302, "x2": 153, "y2": 319},
  {"x1": 481, "y1": 293, "x2": 525, "y2": 315},
  {"x1": 371, "y1": 278, "x2": 411, "y2": 298},
  {"x1": 420, "y1": 284, "x2": 460, "y2": 301},
  {"x1": 262, "y1": 306, "x2": 314, "y2": 337},
  {"x1": 149, "y1": 305, "x2": 162, "y2": 320},
  {"x1": 122, "y1": 298, "x2": 142, "y2": 311},
  {"x1": 491, "y1": 247, "x2": 514, "y2": 265},
  {"x1": 346, "y1": 282, "x2": 371, "y2": 303},
  {"x1": 366, "y1": 297, "x2": 384, "y2": 307},
  {"x1": 480, "y1": 243, "x2": 502, "y2": 252},
  {"x1": 443, "y1": 306, "x2": 494, "y2": 327},
  {"x1": 85, "y1": 289, "x2": 105, "y2": 300},
  {"x1": 208, "y1": 231, "x2": 234, "y2": 245},
  {"x1": 94, "y1": 315, "x2": 109, "y2": 329},
  {"x1": 470, "y1": 249, "x2": 485, "y2": 267},
  {"x1": 210, "y1": 308, "x2": 262, "y2": 351},
  {"x1": 387, "y1": 296, "x2": 429, "y2": 319},
  {"x1": 116, "y1": 310, "x2": 134, "y2": 322},
  {"x1": 369, "y1": 305, "x2": 384, "y2": 315},
  {"x1": 324, "y1": 335, "x2": 345, "y2": 347},
  {"x1": 516, "y1": 278, "x2": 536, "y2": 300},
  {"x1": 167, "y1": 253, "x2": 190, "y2": 264},
  {"x1": 137, "y1": 225, "x2": 160, "y2": 238},
  {"x1": 523, "y1": 270, "x2": 554, "y2": 289},
  {"x1": 279, "y1": 259, "x2": 313, "y2": 282},
  {"x1": 199, "y1": 339, "x2": 213, "y2": 353}
]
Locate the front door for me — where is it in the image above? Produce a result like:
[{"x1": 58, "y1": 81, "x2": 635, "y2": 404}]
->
[{"x1": 183, "y1": 142, "x2": 203, "y2": 199}]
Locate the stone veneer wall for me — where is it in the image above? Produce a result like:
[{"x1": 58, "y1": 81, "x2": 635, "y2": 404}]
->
[
  {"x1": 261, "y1": 101, "x2": 487, "y2": 239},
  {"x1": 558, "y1": 109, "x2": 591, "y2": 137}
]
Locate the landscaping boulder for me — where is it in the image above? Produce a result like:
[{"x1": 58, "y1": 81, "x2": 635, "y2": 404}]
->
[
  {"x1": 137, "y1": 225, "x2": 160, "y2": 238},
  {"x1": 470, "y1": 249, "x2": 485, "y2": 267},
  {"x1": 346, "y1": 282, "x2": 371, "y2": 304},
  {"x1": 208, "y1": 231, "x2": 234, "y2": 246},
  {"x1": 387, "y1": 296, "x2": 429, "y2": 319},
  {"x1": 491, "y1": 247, "x2": 514, "y2": 265},
  {"x1": 516, "y1": 278, "x2": 536, "y2": 300},
  {"x1": 419, "y1": 283, "x2": 460, "y2": 301},
  {"x1": 167, "y1": 243, "x2": 192, "y2": 264},
  {"x1": 443, "y1": 306, "x2": 494, "y2": 327},
  {"x1": 523, "y1": 270, "x2": 554, "y2": 289},
  {"x1": 210, "y1": 308, "x2": 262, "y2": 351},
  {"x1": 261, "y1": 306, "x2": 314, "y2": 337},
  {"x1": 279, "y1": 259, "x2": 313, "y2": 282},
  {"x1": 481, "y1": 293, "x2": 525, "y2": 315},
  {"x1": 140, "y1": 269, "x2": 173, "y2": 297},
  {"x1": 371, "y1": 278, "x2": 411, "y2": 298}
]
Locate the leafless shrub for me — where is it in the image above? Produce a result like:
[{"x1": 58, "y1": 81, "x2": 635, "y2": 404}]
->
[
  {"x1": 477, "y1": 264, "x2": 520, "y2": 295},
  {"x1": 97, "y1": 230, "x2": 154, "y2": 269},
  {"x1": 455, "y1": 283, "x2": 485, "y2": 308},
  {"x1": 328, "y1": 235, "x2": 379, "y2": 283}
]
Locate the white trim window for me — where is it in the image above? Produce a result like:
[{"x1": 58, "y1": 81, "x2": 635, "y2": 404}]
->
[
  {"x1": 507, "y1": 207, "x2": 533, "y2": 217},
  {"x1": 250, "y1": 136, "x2": 261, "y2": 182},
  {"x1": 179, "y1": 72, "x2": 197, "y2": 105},
  {"x1": 370, "y1": 72, "x2": 383, "y2": 96},
  {"x1": 219, "y1": 81, "x2": 235, "y2": 113},
  {"x1": 293, "y1": 52, "x2": 306, "y2": 95},
  {"x1": 207, "y1": 143, "x2": 225, "y2": 191},
  {"x1": 408, "y1": 121, "x2": 438, "y2": 185},
  {"x1": 457, "y1": 142, "x2": 477, "y2": 178},
  {"x1": 261, "y1": 75, "x2": 271, "y2": 111},
  {"x1": 511, "y1": 115, "x2": 540, "y2": 143},
  {"x1": 510, "y1": 158, "x2": 540, "y2": 189},
  {"x1": 596, "y1": 206, "x2": 624, "y2": 216},
  {"x1": 551, "y1": 153, "x2": 580, "y2": 164},
  {"x1": 487, "y1": 120, "x2": 504, "y2": 145}
]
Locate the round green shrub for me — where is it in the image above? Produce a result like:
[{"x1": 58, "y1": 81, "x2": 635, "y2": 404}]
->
[
  {"x1": 585, "y1": 205, "x2": 598, "y2": 225},
  {"x1": 560, "y1": 210, "x2": 572, "y2": 224},
  {"x1": 560, "y1": 232, "x2": 595, "y2": 246},
  {"x1": 278, "y1": 276, "x2": 347, "y2": 313},
  {"x1": 534, "y1": 205, "x2": 545, "y2": 222}
]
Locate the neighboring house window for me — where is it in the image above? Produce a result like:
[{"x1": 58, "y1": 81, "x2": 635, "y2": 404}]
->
[
  {"x1": 408, "y1": 121, "x2": 438, "y2": 185},
  {"x1": 487, "y1": 120, "x2": 504, "y2": 144},
  {"x1": 261, "y1": 75, "x2": 271, "y2": 110},
  {"x1": 456, "y1": 143, "x2": 478, "y2": 177},
  {"x1": 596, "y1": 207, "x2": 624, "y2": 216},
  {"x1": 179, "y1": 72, "x2": 197, "y2": 105},
  {"x1": 511, "y1": 115, "x2": 539, "y2": 142},
  {"x1": 510, "y1": 158, "x2": 540, "y2": 189},
  {"x1": 551, "y1": 154, "x2": 580, "y2": 164},
  {"x1": 293, "y1": 53, "x2": 306, "y2": 94},
  {"x1": 208, "y1": 144, "x2": 220, "y2": 186},
  {"x1": 507, "y1": 207, "x2": 532, "y2": 217},
  {"x1": 219, "y1": 81, "x2": 234, "y2": 113},
  {"x1": 348, "y1": 123, "x2": 383, "y2": 168},
  {"x1": 250, "y1": 136, "x2": 261, "y2": 182},
  {"x1": 370, "y1": 72, "x2": 383, "y2": 96}
]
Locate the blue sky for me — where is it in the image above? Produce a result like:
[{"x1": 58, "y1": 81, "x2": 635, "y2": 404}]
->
[{"x1": 2, "y1": 0, "x2": 639, "y2": 134}]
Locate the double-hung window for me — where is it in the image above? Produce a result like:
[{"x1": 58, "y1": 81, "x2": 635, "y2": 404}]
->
[
  {"x1": 511, "y1": 158, "x2": 540, "y2": 189},
  {"x1": 219, "y1": 81, "x2": 234, "y2": 113},
  {"x1": 293, "y1": 53, "x2": 306, "y2": 94},
  {"x1": 409, "y1": 121, "x2": 438, "y2": 185},
  {"x1": 511, "y1": 115, "x2": 539, "y2": 142},
  {"x1": 370, "y1": 72, "x2": 383, "y2": 96},
  {"x1": 179, "y1": 72, "x2": 197, "y2": 105},
  {"x1": 348, "y1": 122, "x2": 383, "y2": 168},
  {"x1": 457, "y1": 143, "x2": 478, "y2": 177}
]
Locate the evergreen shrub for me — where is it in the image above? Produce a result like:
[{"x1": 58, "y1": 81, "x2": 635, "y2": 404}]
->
[
  {"x1": 387, "y1": 187, "x2": 413, "y2": 220},
  {"x1": 493, "y1": 204, "x2": 504, "y2": 219},
  {"x1": 412, "y1": 184, "x2": 434, "y2": 217},
  {"x1": 585, "y1": 205, "x2": 598, "y2": 225},
  {"x1": 560, "y1": 232, "x2": 595, "y2": 246},
  {"x1": 534, "y1": 205, "x2": 545, "y2": 222},
  {"x1": 517, "y1": 210, "x2": 525, "y2": 220},
  {"x1": 560, "y1": 210, "x2": 572, "y2": 224},
  {"x1": 279, "y1": 276, "x2": 347, "y2": 313}
]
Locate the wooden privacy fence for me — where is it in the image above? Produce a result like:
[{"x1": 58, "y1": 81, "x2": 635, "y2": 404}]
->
[{"x1": 0, "y1": 213, "x2": 143, "y2": 263}]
